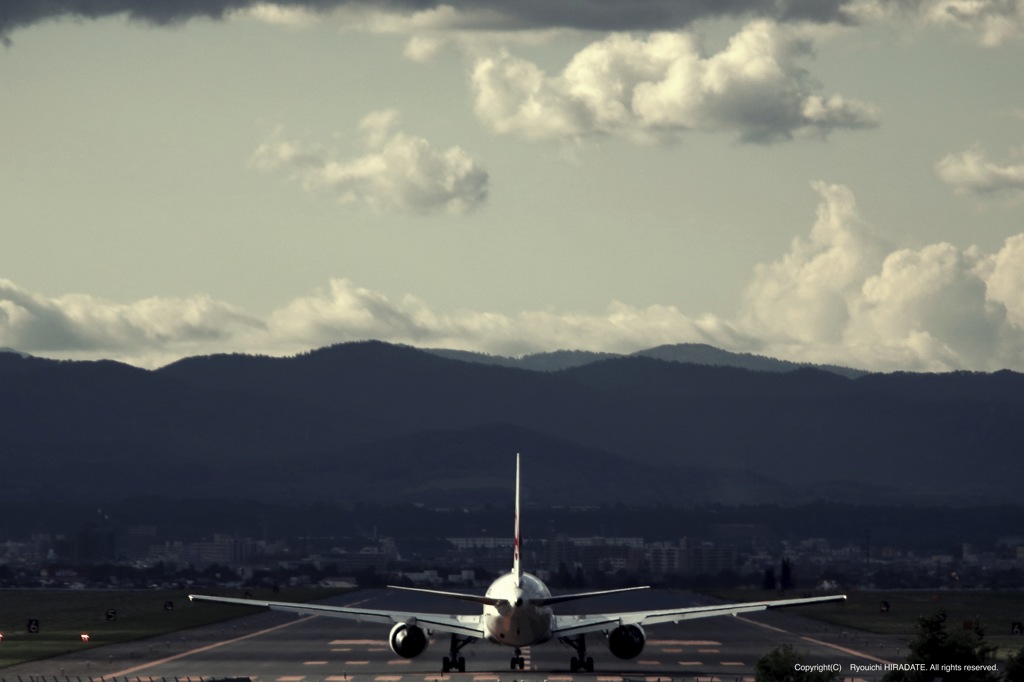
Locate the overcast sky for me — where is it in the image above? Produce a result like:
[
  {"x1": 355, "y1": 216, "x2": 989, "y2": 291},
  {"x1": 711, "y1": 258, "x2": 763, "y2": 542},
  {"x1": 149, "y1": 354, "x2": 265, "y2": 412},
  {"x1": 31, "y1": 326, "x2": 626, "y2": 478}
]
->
[{"x1": 2, "y1": 0, "x2": 1024, "y2": 371}]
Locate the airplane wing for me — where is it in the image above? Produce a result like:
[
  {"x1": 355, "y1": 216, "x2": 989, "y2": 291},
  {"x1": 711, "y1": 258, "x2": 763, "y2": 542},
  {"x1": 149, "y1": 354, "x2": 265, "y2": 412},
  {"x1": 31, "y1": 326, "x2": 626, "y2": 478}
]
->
[
  {"x1": 552, "y1": 594, "x2": 846, "y2": 638},
  {"x1": 188, "y1": 593, "x2": 486, "y2": 639}
]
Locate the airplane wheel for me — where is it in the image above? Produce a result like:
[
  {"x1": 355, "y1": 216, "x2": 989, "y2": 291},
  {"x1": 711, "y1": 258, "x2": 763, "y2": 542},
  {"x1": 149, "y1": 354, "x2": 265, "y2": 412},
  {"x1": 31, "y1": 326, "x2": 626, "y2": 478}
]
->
[
  {"x1": 457, "y1": 656, "x2": 466, "y2": 672},
  {"x1": 442, "y1": 656, "x2": 451, "y2": 673},
  {"x1": 510, "y1": 657, "x2": 517, "y2": 670},
  {"x1": 585, "y1": 657, "x2": 594, "y2": 672},
  {"x1": 570, "y1": 656, "x2": 579, "y2": 672},
  {"x1": 518, "y1": 656, "x2": 525, "y2": 669}
]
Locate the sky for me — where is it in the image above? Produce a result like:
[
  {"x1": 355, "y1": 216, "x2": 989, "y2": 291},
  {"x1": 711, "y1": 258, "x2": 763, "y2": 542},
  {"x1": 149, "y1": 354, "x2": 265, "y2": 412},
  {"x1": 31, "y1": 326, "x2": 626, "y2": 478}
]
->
[{"x1": 2, "y1": 0, "x2": 1024, "y2": 372}]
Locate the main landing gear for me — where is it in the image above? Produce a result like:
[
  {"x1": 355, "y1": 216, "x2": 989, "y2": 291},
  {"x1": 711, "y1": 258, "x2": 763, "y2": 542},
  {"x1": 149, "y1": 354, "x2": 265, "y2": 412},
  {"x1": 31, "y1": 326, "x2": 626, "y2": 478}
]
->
[
  {"x1": 441, "y1": 633, "x2": 472, "y2": 672},
  {"x1": 510, "y1": 647, "x2": 525, "y2": 670},
  {"x1": 562, "y1": 634, "x2": 595, "y2": 672}
]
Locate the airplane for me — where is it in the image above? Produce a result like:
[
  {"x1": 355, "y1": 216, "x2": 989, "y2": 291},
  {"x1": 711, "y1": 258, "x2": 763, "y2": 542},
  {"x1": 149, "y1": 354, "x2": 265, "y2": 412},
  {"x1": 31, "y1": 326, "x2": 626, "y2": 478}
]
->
[{"x1": 190, "y1": 454, "x2": 846, "y2": 673}]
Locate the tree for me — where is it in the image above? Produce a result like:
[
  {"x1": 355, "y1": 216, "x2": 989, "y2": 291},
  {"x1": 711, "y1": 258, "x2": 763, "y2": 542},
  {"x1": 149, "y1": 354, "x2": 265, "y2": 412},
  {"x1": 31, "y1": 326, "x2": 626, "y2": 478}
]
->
[
  {"x1": 881, "y1": 611, "x2": 999, "y2": 682},
  {"x1": 754, "y1": 644, "x2": 839, "y2": 681},
  {"x1": 1002, "y1": 646, "x2": 1024, "y2": 682},
  {"x1": 762, "y1": 566, "x2": 777, "y2": 590},
  {"x1": 781, "y1": 558, "x2": 794, "y2": 591}
]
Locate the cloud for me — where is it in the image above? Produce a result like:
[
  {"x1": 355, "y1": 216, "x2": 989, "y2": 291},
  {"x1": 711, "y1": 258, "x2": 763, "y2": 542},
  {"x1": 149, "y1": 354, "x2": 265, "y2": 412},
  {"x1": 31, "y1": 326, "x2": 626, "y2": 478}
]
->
[
  {"x1": 737, "y1": 182, "x2": 1024, "y2": 371},
  {"x1": 935, "y1": 146, "x2": 1024, "y2": 197},
  {"x1": 0, "y1": 277, "x2": 747, "y2": 367},
  {"x1": 5, "y1": 0, "x2": 1023, "y2": 48},
  {"x1": 918, "y1": 0, "x2": 1024, "y2": 46},
  {"x1": 739, "y1": 182, "x2": 889, "y2": 344},
  {"x1": 0, "y1": 279, "x2": 265, "y2": 365},
  {"x1": 0, "y1": 0, "x2": 857, "y2": 41},
  {"x1": 471, "y1": 22, "x2": 879, "y2": 144},
  {"x1": 252, "y1": 110, "x2": 489, "y2": 214},
  {"x1": 841, "y1": 0, "x2": 1024, "y2": 44},
  {"x1": 234, "y1": 2, "x2": 323, "y2": 27},
  {"x1": 975, "y1": 233, "x2": 1024, "y2": 326},
  {"x1": 5, "y1": 185, "x2": 1024, "y2": 372},
  {"x1": 265, "y1": 278, "x2": 750, "y2": 358}
]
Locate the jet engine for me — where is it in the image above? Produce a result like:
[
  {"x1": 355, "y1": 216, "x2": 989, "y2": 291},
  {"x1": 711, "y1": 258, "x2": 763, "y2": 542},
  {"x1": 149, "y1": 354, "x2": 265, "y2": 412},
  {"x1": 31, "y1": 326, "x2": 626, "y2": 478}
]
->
[
  {"x1": 389, "y1": 622, "x2": 428, "y2": 658},
  {"x1": 606, "y1": 624, "x2": 645, "y2": 659}
]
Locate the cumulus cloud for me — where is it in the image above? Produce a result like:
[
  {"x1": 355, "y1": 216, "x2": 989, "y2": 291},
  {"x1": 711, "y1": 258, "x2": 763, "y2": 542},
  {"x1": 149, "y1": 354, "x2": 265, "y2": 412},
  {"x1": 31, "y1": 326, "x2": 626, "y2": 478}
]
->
[
  {"x1": 935, "y1": 146, "x2": 1024, "y2": 197},
  {"x1": 0, "y1": 277, "x2": 748, "y2": 367},
  {"x1": 737, "y1": 182, "x2": 1024, "y2": 371},
  {"x1": 740, "y1": 182, "x2": 889, "y2": 344},
  {"x1": 0, "y1": 279, "x2": 265, "y2": 365},
  {"x1": 264, "y1": 278, "x2": 750, "y2": 357},
  {"x1": 917, "y1": 0, "x2": 1024, "y2": 45},
  {"x1": 5, "y1": 184, "x2": 1024, "y2": 371},
  {"x1": 252, "y1": 110, "x2": 489, "y2": 214},
  {"x1": 471, "y1": 22, "x2": 879, "y2": 144}
]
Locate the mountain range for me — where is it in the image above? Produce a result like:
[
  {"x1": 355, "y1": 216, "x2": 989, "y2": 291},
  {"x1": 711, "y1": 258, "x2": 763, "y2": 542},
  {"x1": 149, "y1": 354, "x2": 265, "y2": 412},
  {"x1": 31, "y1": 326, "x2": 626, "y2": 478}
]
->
[{"x1": 1, "y1": 342, "x2": 1021, "y2": 507}]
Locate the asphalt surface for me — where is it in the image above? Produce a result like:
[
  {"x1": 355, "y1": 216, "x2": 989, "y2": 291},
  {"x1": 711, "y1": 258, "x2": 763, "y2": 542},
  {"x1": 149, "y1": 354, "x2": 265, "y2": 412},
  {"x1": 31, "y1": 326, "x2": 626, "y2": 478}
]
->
[{"x1": 0, "y1": 588, "x2": 905, "y2": 682}]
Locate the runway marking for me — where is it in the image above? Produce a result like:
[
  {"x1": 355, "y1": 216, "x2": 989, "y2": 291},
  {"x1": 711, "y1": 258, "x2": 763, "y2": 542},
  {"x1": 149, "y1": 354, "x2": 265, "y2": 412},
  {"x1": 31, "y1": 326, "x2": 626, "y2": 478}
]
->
[
  {"x1": 472, "y1": 675, "x2": 500, "y2": 681},
  {"x1": 638, "y1": 660, "x2": 661, "y2": 665},
  {"x1": 736, "y1": 616, "x2": 893, "y2": 665},
  {"x1": 697, "y1": 648, "x2": 720, "y2": 653},
  {"x1": 596, "y1": 676, "x2": 622, "y2": 681},
  {"x1": 277, "y1": 677, "x2": 305, "y2": 681},
  {"x1": 660, "y1": 648, "x2": 682, "y2": 653},
  {"x1": 303, "y1": 660, "x2": 329, "y2": 665},
  {"x1": 649, "y1": 639, "x2": 720, "y2": 646},
  {"x1": 387, "y1": 658, "x2": 413, "y2": 664},
  {"x1": 344, "y1": 660, "x2": 370, "y2": 665},
  {"x1": 100, "y1": 615, "x2": 315, "y2": 679},
  {"x1": 547, "y1": 676, "x2": 573, "y2": 681},
  {"x1": 678, "y1": 661, "x2": 703, "y2": 666},
  {"x1": 331, "y1": 639, "x2": 383, "y2": 645},
  {"x1": 326, "y1": 677, "x2": 351, "y2": 681},
  {"x1": 721, "y1": 661, "x2": 745, "y2": 666},
  {"x1": 374, "y1": 676, "x2": 402, "y2": 681},
  {"x1": 332, "y1": 648, "x2": 353, "y2": 652},
  {"x1": 736, "y1": 617, "x2": 787, "y2": 634}
]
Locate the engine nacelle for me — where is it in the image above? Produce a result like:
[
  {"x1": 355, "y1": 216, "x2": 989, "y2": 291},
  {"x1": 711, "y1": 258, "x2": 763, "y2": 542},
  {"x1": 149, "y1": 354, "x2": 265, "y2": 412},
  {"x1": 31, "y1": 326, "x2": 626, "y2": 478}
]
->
[
  {"x1": 389, "y1": 622, "x2": 428, "y2": 658},
  {"x1": 606, "y1": 624, "x2": 645, "y2": 660}
]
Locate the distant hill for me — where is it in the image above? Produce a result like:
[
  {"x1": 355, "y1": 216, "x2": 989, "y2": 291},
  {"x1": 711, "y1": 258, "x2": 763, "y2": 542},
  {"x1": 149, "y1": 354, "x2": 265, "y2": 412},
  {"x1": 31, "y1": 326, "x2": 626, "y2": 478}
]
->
[
  {"x1": 426, "y1": 343, "x2": 865, "y2": 377},
  {"x1": 1, "y1": 341, "x2": 1021, "y2": 507}
]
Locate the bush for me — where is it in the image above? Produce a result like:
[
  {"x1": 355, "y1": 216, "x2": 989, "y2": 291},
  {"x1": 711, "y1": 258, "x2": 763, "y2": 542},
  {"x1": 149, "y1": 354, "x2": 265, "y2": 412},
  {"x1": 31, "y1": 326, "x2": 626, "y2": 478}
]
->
[{"x1": 754, "y1": 644, "x2": 840, "y2": 682}]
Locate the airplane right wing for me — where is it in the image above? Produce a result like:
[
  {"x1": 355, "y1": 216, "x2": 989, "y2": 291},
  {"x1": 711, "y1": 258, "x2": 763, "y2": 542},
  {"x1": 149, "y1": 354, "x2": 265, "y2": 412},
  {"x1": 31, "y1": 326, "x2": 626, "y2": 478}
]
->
[
  {"x1": 552, "y1": 594, "x2": 846, "y2": 638},
  {"x1": 188, "y1": 593, "x2": 486, "y2": 639}
]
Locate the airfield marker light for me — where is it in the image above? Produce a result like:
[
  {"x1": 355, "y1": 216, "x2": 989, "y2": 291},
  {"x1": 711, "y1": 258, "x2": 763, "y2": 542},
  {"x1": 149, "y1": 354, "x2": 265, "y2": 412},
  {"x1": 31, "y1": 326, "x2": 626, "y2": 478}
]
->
[
  {"x1": 81, "y1": 633, "x2": 90, "y2": 643},
  {"x1": 0, "y1": 632, "x2": 4, "y2": 642}
]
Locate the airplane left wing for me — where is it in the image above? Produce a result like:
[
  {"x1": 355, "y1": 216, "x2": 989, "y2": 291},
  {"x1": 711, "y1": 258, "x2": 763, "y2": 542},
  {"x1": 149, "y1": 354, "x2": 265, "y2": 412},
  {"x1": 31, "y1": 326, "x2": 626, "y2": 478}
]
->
[
  {"x1": 188, "y1": 594, "x2": 486, "y2": 639},
  {"x1": 552, "y1": 594, "x2": 846, "y2": 638}
]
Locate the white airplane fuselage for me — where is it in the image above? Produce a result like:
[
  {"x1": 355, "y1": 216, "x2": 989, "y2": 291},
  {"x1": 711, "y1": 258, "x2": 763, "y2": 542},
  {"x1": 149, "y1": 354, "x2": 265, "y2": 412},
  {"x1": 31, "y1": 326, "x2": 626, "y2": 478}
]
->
[{"x1": 482, "y1": 572, "x2": 554, "y2": 646}]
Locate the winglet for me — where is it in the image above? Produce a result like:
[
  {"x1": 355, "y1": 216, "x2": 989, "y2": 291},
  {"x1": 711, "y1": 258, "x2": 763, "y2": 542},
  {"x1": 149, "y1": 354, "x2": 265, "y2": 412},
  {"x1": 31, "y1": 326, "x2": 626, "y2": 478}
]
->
[{"x1": 513, "y1": 453, "x2": 522, "y2": 587}]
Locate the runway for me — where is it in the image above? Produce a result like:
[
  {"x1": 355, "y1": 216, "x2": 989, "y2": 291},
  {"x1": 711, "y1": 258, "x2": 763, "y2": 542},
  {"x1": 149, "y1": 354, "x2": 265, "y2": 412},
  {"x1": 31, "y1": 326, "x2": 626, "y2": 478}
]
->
[{"x1": 0, "y1": 589, "x2": 902, "y2": 682}]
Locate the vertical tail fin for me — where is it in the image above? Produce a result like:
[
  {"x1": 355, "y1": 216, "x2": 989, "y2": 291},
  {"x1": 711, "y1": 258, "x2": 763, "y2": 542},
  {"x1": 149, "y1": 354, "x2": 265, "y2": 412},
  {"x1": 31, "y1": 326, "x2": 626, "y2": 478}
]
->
[{"x1": 513, "y1": 453, "x2": 522, "y2": 587}]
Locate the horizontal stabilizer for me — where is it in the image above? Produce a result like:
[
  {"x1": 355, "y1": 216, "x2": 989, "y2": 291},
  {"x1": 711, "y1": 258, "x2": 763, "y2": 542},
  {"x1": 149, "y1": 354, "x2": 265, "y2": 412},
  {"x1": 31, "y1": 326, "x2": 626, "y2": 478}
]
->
[
  {"x1": 386, "y1": 584, "x2": 505, "y2": 607},
  {"x1": 533, "y1": 585, "x2": 650, "y2": 607}
]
